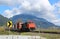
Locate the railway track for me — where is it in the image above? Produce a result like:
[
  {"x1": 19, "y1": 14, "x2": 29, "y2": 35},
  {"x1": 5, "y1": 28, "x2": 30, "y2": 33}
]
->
[
  {"x1": 5, "y1": 27, "x2": 60, "y2": 34},
  {"x1": 32, "y1": 31, "x2": 60, "y2": 34}
]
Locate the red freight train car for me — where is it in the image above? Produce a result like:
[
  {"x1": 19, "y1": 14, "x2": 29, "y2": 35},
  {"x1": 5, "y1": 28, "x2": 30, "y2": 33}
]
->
[
  {"x1": 26, "y1": 21, "x2": 36, "y2": 31},
  {"x1": 13, "y1": 20, "x2": 36, "y2": 31},
  {"x1": 17, "y1": 22, "x2": 22, "y2": 30}
]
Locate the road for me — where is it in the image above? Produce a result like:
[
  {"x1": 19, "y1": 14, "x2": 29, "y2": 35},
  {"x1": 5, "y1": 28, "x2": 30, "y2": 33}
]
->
[{"x1": 0, "y1": 35, "x2": 46, "y2": 39}]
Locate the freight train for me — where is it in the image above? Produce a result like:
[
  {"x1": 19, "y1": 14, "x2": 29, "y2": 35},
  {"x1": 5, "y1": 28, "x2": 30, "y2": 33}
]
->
[{"x1": 11, "y1": 20, "x2": 36, "y2": 32}]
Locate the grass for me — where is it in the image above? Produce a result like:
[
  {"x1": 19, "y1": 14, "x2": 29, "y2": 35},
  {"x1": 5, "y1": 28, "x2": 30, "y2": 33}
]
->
[
  {"x1": 40, "y1": 33, "x2": 60, "y2": 39},
  {"x1": 20, "y1": 28, "x2": 60, "y2": 39},
  {"x1": 0, "y1": 27, "x2": 20, "y2": 35},
  {"x1": 35, "y1": 28, "x2": 60, "y2": 32},
  {"x1": 0, "y1": 27, "x2": 60, "y2": 39},
  {"x1": 21, "y1": 32, "x2": 40, "y2": 36},
  {"x1": 36, "y1": 28, "x2": 60, "y2": 39},
  {"x1": 20, "y1": 32, "x2": 60, "y2": 39},
  {"x1": 40, "y1": 29, "x2": 60, "y2": 32}
]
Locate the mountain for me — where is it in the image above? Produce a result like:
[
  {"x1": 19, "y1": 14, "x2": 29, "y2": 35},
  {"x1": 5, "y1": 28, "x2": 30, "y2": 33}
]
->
[
  {"x1": 0, "y1": 15, "x2": 10, "y2": 26},
  {"x1": 11, "y1": 14, "x2": 56, "y2": 28}
]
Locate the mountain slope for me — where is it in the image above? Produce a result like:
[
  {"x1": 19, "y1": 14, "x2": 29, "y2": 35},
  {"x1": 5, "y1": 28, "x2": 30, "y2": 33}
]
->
[
  {"x1": 0, "y1": 15, "x2": 10, "y2": 26},
  {"x1": 11, "y1": 14, "x2": 56, "y2": 28}
]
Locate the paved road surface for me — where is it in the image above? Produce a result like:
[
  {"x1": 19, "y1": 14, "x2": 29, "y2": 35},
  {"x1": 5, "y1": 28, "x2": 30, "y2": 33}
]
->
[{"x1": 0, "y1": 35, "x2": 46, "y2": 39}]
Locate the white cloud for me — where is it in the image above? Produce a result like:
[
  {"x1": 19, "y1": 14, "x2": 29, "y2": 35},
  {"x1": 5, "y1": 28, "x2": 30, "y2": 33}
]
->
[
  {"x1": 54, "y1": 1, "x2": 60, "y2": 7},
  {"x1": 21, "y1": 0, "x2": 31, "y2": 9},
  {"x1": 51, "y1": 19, "x2": 60, "y2": 26},
  {"x1": 51, "y1": 1, "x2": 60, "y2": 25},
  {"x1": 1, "y1": 0, "x2": 53, "y2": 17},
  {"x1": 12, "y1": 8, "x2": 22, "y2": 15},
  {"x1": 2, "y1": 8, "x2": 22, "y2": 18},
  {"x1": 0, "y1": 0, "x2": 60, "y2": 25},
  {"x1": 3, "y1": 9, "x2": 13, "y2": 18},
  {"x1": 1, "y1": 0, "x2": 56, "y2": 20},
  {"x1": 0, "y1": 0, "x2": 13, "y2": 5},
  {"x1": 53, "y1": 1, "x2": 60, "y2": 14}
]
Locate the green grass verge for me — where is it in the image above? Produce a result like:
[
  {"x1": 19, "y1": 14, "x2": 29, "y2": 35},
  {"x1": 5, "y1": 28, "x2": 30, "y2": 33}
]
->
[{"x1": 40, "y1": 33, "x2": 60, "y2": 39}]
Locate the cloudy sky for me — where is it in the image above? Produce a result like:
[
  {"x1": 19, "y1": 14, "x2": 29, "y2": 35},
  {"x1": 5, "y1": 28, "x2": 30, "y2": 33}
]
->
[{"x1": 0, "y1": 0, "x2": 60, "y2": 26}]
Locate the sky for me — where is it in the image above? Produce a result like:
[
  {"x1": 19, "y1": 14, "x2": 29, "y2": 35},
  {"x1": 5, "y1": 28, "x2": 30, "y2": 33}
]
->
[{"x1": 0, "y1": 0, "x2": 60, "y2": 26}]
